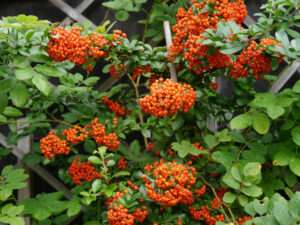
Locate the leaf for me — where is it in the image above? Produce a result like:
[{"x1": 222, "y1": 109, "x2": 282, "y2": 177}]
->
[
  {"x1": 222, "y1": 172, "x2": 240, "y2": 189},
  {"x1": 88, "y1": 156, "x2": 101, "y2": 164},
  {"x1": 272, "y1": 196, "x2": 292, "y2": 225},
  {"x1": 284, "y1": 170, "x2": 297, "y2": 187},
  {"x1": 230, "y1": 114, "x2": 252, "y2": 130},
  {"x1": 32, "y1": 75, "x2": 50, "y2": 96},
  {"x1": 253, "y1": 113, "x2": 270, "y2": 134},
  {"x1": 289, "y1": 158, "x2": 300, "y2": 176},
  {"x1": 0, "y1": 78, "x2": 17, "y2": 93},
  {"x1": 141, "y1": 128, "x2": 151, "y2": 138},
  {"x1": 287, "y1": 29, "x2": 300, "y2": 39},
  {"x1": 223, "y1": 192, "x2": 236, "y2": 203},
  {"x1": 266, "y1": 104, "x2": 285, "y2": 119},
  {"x1": 243, "y1": 162, "x2": 261, "y2": 177},
  {"x1": 204, "y1": 134, "x2": 219, "y2": 148},
  {"x1": 30, "y1": 54, "x2": 51, "y2": 63},
  {"x1": 130, "y1": 140, "x2": 141, "y2": 156},
  {"x1": 291, "y1": 126, "x2": 300, "y2": 145},
  {"x1": 220, "y1": 42, "x2": 245, "y2": 54},
  {"x1": 293, "y1": 80, "x2": 300, "y2": 93},
  {"x1": 22, "y1": 152, "x2": 43, "y2": 165},
  {"x1": 112, "y1": 171, "x2": 130, "y2": 178},
  {"x1": 14, "y1": 55, "x2": 29, "y2": 69},
  {"x1": 0, "y1": 94, "x2": 8, "y2": 113},
  {"x1": 172, "y1": 116, "x2": 184, "y2": 131},
  {"x1": 242, "y1": 184, "x2": 263, "y2": 197},
  {"x1": 231, "y1": 164, "x2": 243, "y2": 182},
  {"x1": 92, "y1": 180, "x2": 101, "y2": 193},
  {"x1": 229, "y1": 131, "x2": 246, "y2": 143},
  {"x1": 171, "y1": 140, "x2": 205, "y2": 158},
  {"x1": 115, "y1": 10, "x2": 130, "y2": 21},
  {"x1": 2, "y1": 107, "x2": 23, "y2": 117},
  {"x1": 289, "y1": 192, "x2": 300, "y2": 218},
  {"x1": 10, "y1": 83, "x2": 28, "y2": 107},
  {"x1": 253, "y1": 198, "x2": 268, "y2": 216},
  {"x1": 215, "y1": 129, "x2": 232, "y2": 142},
  {"x1": 83, "y1": 77, "x2": 100, "y2": 86},
  {"x1": 34, "y1": 65, "x2": 64, "y2": 77},
  {"x1": 252, "y1": 93, "x2": 276, "y2": 108},
  {"x1": 273, "y1": 150, "x2": 295, "y2": 166},
  {"x1": 212, "y1": 151, "x2": 237, "y2": 170},
  {"x1": 238, "y1": 195, "x2": 249, "y2": 207},
  {"x1": 15, "y1": 67, "x2": 36, "y2": 80}
]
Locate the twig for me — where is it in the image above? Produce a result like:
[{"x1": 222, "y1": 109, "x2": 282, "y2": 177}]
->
[
  {"x1": 199, "y1": 173, "x2": 238, "y2": 224},
  {"x1": 100, "y1": 9, "x2": 110, "y2": 26}
]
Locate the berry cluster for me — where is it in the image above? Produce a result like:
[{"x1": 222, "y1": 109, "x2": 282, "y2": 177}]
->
[
  {"x1": 229, "y1": 38, "x2": 282, "y2": 79},
  {"x1": 132, "y1": 65, "x2": 151, "y2": 81},
  {"x1": 62, "y1": 126, "x2": 89, "y2": 145},
  {"x1": 169, "y1": 0, "x2": 247, "y2": 75},
  {"x1": 237, "y1": 216, "x2": 254, "y2": 224},
  {"x1": 189, "y1": 205, "x2": 225, "y2": 225},
  {"x1": 88, "y1": 118, "x2": 120, "y2": 150},
  {"x1": 40, "y1": 131, "x2": 71, "y2": 160},
  {"x1": 106, "y1": 190, "x2": 148, "y2": 225},
  {"x1": 68, "y1": 157, "x2": 102, "y2": 185},
  {"x1": 139, "y1": 78, "x2": 196, "y2": 117},
  {"x1": 101, "y1": 96, "x2": 131, "y2": 117},
  {"x1": 118, "y1": 157, "x2": 128, "y2": 169},
  {"x1": 109, "y1": 64, "x2": 126, "y2": 79},
  {"x1": 190, "y1": 142, "x2": 206, "y2": 160},
  {"x1": 47, "y1": 27, "x2": 91, "y2": 65},
  {"x1": 194, "y1": 185, "x2": 206, "y2": 197},
  {"x1": 142, "y1": 159, "x2": 196, "y2": 207}
]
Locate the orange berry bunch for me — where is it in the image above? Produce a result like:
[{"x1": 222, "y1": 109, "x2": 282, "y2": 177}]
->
[
  {"x1": 47, "y1": 27, "x2": 91, "y2": 65},
  {"x1": 40, "y1": 131, "x2": 71, "y2": 160},
  {"x1": 88, "y1": 32, "x2": 110, "y2": 59},
  {"x1": 132, "y1": 65, "x2": 151, "y2": 81},
  {"x1": 142, "y1": 159, "x2": 196, "y2": 207},
  {"x1": 169, "y1": 0, "x2": 247, "y2": 75},
  {"x1": 106, "y1": 190, "x2": 148, "y2": 225},
  {"x1": 109, "y1": 64, "x2": 126, "y2": 79},
  {"x1": 189, "y1": 205, "x2": 225, "y2": 225},
  {"x1": 194, "y1": 185, "x2": 206, "y2": 197},
  {"x1": 88, "y1": 118, "x2": 120, "y2": 150},
  {"x1": 62, "y1": 126, "x2": 89, "y2": 145},
  {"x1": 229, "y1": 38, "x2": 282, "y2": 79},
  {"x1": 68, "y1": 157, "x2": 102, "y2": 185},
  {"x1": 139, "y1": 78, "x2": 196, "y2": 117},
  {"x1": 149, "y1": 74, "x2": 160, "y2": 85},
  {"x1": 237, "y1": 216, "x2": 254, "y2": 224},
  {"x1": 101, "y1": 96, "x2": 131, "y2": 117},
  {"x1": 118, "y1": 157, "x2": 128, "y2": 169}
]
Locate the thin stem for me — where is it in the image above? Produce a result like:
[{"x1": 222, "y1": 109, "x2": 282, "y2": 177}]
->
[
  {"x1": 142, "y1": 8, "x2": 153, "y2": 43},
  {"x1": 126, "y1": 73, "x2": 148, "y2": 148},
  {"x1": 199, "y1": 173, "x2": 238, "y2": 225},
  {"x1": 97, "y1": 197, "x2": 101, "y2": 221}
]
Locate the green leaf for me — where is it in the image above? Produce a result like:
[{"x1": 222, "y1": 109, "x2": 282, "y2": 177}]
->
[
  {"x1": 223, "y1": 192, "x2": 236, "y2": 203},
  {"x1": 34, "y1": 65, "x2": 64, "y2": 77},
  {"x1": 222, "y1": 172, "x2": 240, "y2": 189},
  {"x1": 84, "y1": 139, "x2": 96, "y2": 153},
  {"x1": 172, "y1": 116, "x2": 184, "y2": 131},
  {"x1": 14, "y1": 55, "x2": 30, "y2": 69},
  {"x1": 22, "y1": 152, "x2": 43, "y2": 165},
  {"x1": 212, "y1": 151, "x2": 236, "y2": 170},
  {"x1": 88, "y1": 156, "x2": 101, "y2": 164},
  {"x1": 253, "y1": 113, "x2": 270, "y2": 134},
  {"x1": 83, "y1": 77, "x2": 100, "y2": 86},
  {"x1": 215, "y1": 129, "x2": 232, "y2": 142},
  {"x1": 115, "y1": 10, "x2": 130, "y2": 21},
  {"x1": 220, "y1": 42, "x2": 245, "y2": 54},
  {"x1": 229, "y1": 131, "x2": 246, "y2": 143},
  {"x1": 112, "y1": 171, "x2": 130, "y2": 178},
  {"x1": 0, "y1": 78, "x2": 17, "y2": 93},
  {"x1": 204, "y1": 134, "x2": 219, "y2": 148},
  {"x1": 266, "y1": 104, "x2": 285, "y2": 119},
  {"x1": 9, "y1": 217, "x2": 24, "y2": 225},
  {"x1": 272, "y1": 196, "x2": 292, "y2": 225},
  {"x1": 289, "y1": 192, "x2": 300, "y2": 218},
  {"x1": 293, "y1": 80, "x2": 300, "y2": 93},
  {"x1": 32, "y1": 75, "x2": 50, "y2": 96},
  {"x1": 171, "y1": 140, "x2": 206, "y2": 158},
  {"x1": 29, "y1": 54, "x2": 51, "y2": 63},
  {"x1": 287, "y1": 29, "x2": 300, "y2": 39},
  {"x1": 238, "y1": 195, "x2": 249, "y2": 207},
  {"x1": 67, "y1": 197, "x2": 81, "y2": 217},
  {"x1": 243, "y1": 162, "x2": 261, "y2": 177},
  {"x1": 230, "y1": 114, "x2": 252, "y2": 130},
  {"x1": 252, "y1": 93, "x2": 276, "y2": 108},
  {"x1": 130, "y1": 140, "x2": 141, "y2": 156},
  {"x1": 0, "y1": 94, "x2": 8, "y2": 113},
  {"x1": 242, "y1": 184, "x2": 263, "y2": 197},
  {"x1": 141, "y1": 128, "x2": 151, "y2": 138},
  {"x1": 10, "y1": 83, "x2": 28, "y2": 107},
  {"x1": 15, "y1": 67, "x2": 36, "y2": 80},
  {"x1": 289, "y1": 158, "x2": 300, "y2": 176},
  {"x1": 273, "y1": 150, "x2": 295, "y2": 166},
  {"x1": 2, "y1": 107, "x2": 23, "y2": 117},
  {"x1": 231, "y1": 164, "x2": 243, "y2": 182},
  {"x1": 253, "y1": 198, "x2": 268, "y2": 216},
  {"x1": 291, "y1": 126, "x2": 300, "y2": 145},
  {"x1": 92, "y1": 180, "x2": 101, "y2": 193},
  {"x1": 284, "y1": 170, "x2": 297, "y2": 187}
]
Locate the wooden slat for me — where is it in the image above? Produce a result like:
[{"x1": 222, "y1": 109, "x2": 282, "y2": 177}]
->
[
  {"x1": 48, "y1": 0, "x2": 97, "y2": 29},
  {"x1": 60, "y1": 0, "x2": 95, "y2": 27},
  {"x1": 0, "y1": 133, "x2": 72, "y2": 200}
]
